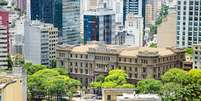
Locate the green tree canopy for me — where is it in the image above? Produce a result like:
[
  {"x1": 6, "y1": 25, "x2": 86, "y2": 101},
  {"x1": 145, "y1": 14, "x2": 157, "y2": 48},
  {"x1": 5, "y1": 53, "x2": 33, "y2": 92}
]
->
[
  {"x1": 188, "y1": 69, "x2": 201, "y2": 84},
  {"x1": 52, "y1": 67, "x2": 68, "y2": 75},
  {"x1": 90, "y1": 69, "x2": 134, "y2": 89},
  {"x1": 137, "y1": 79, "x2": 162, "y2": 94},
  {"x1": 24, "y1": 64, "x2": 47, "y2": 75},
  {"x1": 160, "y1": 82, "x2": 183, "y2": 100},
  {"x1": 28, "y1": 69, "x2": 80, "y2": 99},
  {"x1": 95, "y1": 74, "x2": 105, "y2": 82},
  {"x1": 161, "y1": 68, "x2": 189, "y2": 84},
  {"x1": 185, "y1": 48, "x2": 193, "y2": 55}
]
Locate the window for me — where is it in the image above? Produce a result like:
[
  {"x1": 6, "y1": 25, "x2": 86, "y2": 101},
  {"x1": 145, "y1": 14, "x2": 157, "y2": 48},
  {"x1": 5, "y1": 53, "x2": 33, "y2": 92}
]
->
[
  {"x1": 85, "y1": 69, "x2": 88, "y2": 74},
  {"x1": 107, "y1": 95, "x2": 111, "y2": 100},
  {"x1": 129, "y1": 73, "x2": 132, "y2": 78},
  {"x1": 80, "y1": 69, "x2": 83, "y2": 73},
  {"x1": 124, "y1": 66, "x2": 127, "y2": 70},
  {"x1": 143, "y1": 68, "x2": 146, "y2": 72},
  {"x1": 129, "y1": 67, "x2": 132, "y2": 71},
  {"x1": 75, "y1": 68, "x2": 78, "y2": 73}
]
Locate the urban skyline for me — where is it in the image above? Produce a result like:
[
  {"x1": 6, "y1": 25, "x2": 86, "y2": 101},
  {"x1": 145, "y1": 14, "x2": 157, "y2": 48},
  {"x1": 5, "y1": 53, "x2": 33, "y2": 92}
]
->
[{"x1": 0, "y1": 0, "x2": 201, "y2": 101}]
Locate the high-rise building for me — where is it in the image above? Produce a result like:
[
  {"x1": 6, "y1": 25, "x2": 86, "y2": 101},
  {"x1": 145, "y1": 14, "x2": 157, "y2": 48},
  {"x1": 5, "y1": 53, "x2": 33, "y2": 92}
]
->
[
  {"x1": 176, "y1": 0, "x2": 201, "y2": 48},
  {"x1": 158, "y1": 9, "x2": 176, "y2": 48},
  {"x1": 30, "y1": 0, "x2": 55, "y2": 24},
  {"x1": 16, "y1": 0, "x2": 27, "y2": 15},
  {"x1": 0, "y1": 25, "x2": 9, "y2": 69},
  {"x1": 0, "y1": 10, "x2": 9, "y2": 69},
  {"x1": 62, "y1": 0, "x2": 80, "y2": 45},
  {"x1": 125, "y1": 13, "x2": 144, "y2": 47},
  {"x1": 54, "y1": 0, "x2": 62, "y2": 36},
  {"x1": 123, "y1": 0, "x2": 147, "y2": 25},
  {"x1": 24, "y1": 21, "x2": 58, "y2": 66},
  {"x1": 145, "y1": 3, "x2": 153, "y2": 26},
  {"x1": 192, "y1": 44, "x2": 201, "y2": 69},
  {"x1": 84, "y1": 8, "x2": 115, "y2": 44},
  {"x1": 145, "y1": 0, "x2": 158, "y2": 26}
]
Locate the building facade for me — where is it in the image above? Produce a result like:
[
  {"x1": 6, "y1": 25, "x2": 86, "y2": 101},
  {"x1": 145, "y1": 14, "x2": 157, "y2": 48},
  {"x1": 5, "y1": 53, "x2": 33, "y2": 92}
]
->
[
  {"x1": 102, "y1": 88, "x2": 135, "y2": 101},
  {"x1": 192, "y1": 44, "x2": 201, "y2": 69},
  {"x1": 157, "y1": 9, "x2": 176, "y2": 48},
  {"x1": 16, "y1": 0, "x2": 27, "y2": 15},
  {"x1": 176, "y1": 0, "x2": 201, "y2": 48},
  {"x1": 115, "y1": 31, "x2": 135, "y2": 45},
  {"x1": 30, "y1": 0, "x2": 55, "y2": 24},
  {"x1": 24, "y1": 21, "x2": 58, "y2": 66},
  {"x1": 62, "y1": 0, "x2": 80, "y2": 45},
  {"x1": 0, "y1": 25, "x2": 8, "y2": 69},
  {"x1": 56, "y1": 43, "x2": 185, "y2": 89},
  {"x1": 0, "y1": 75, "x2": 25, "y2": 101},
  {"x1": 84, "y1": 8, "x2": 115, "y2": 44},
  {"x1": 117, "y1": 94, "x2": 161, "y2": 101},
  {"x1": 125, "y1": 14, "x2": 144, "y2": 47},
  {"x1": 0, "y1": 10, "x2": 9, "y2": 54},
  {"x1": 123, "y1": 0, "x2": 147, "y2": 25}
]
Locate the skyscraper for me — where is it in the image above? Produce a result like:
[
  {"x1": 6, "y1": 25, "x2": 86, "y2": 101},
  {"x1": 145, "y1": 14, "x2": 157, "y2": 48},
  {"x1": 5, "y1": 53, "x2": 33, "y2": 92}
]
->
[
  {"x1": 123, "y1": 0, "x2": 147, "y2": 25},
  {"x1": 0, "y1": 10, "x2": 9, "y2": 69},
  {"x1": 24, "y1": 21, "x2": 58, "y2": 66},
  {"x1": 16, "y1": 0, "x2": 27, "y2": 15},
  {"x1": 30, "y1": 0, "x2": 55, "y2": 24},
  {"x1": 62, "y1": 0, "x2": 80, "y2": 45},
  {"x1": 125, "y1": 13, "x2": 144, "y2": 47},
  {"x1": 176, "y1": 0, "x2": 201, "y2": 48},
  {"x1": 54, "y1": 0, "x2": 62, "y2": 36},
  {"x1": 84, "y1": 8, "x2": 115, "y2": 44},
  {"x1": 0, "y1": 25, "x2": 9, "y2": 69}
]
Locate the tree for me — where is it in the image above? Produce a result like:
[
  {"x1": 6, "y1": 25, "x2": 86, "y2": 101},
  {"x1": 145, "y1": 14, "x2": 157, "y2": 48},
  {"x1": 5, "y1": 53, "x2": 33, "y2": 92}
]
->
[
  {"x1": 104, "y1": 69, "x2": 128, "y2": 85},
  {"x1": 24, "y1": 64, "x2": 47, "y2": 75},
  {"x1": 188, "y1": 69, "x2": 201, "y2": 84},
  {"x1": 90, "y1": 69, "x2": 134, "y2": 89},
  {"x1": 137, "y1": 79, "x2": 162, "y2": 94},
  {"x1": 95, "y1": 74, "x2": 105, "y2": 82},
  {"x1": 13, "y1": 54, "x2": 25, "y2": 66},
  {"x1": 161, "y1": 68, "x2": 189, "y2": 85},
  {"x1": 185, "y1": 48, "x2": 193, "y2": 55},
  {"x1": 160, "y1": 82, "x2": 183, "y2": 100},
  {"x1": 7, "y1": 55, "x2": 13, "y2": 70},
  {"x1": 52, "y1": 68, "x2": 68, "y2": 75},
  {"x1": 28, "y1": 69, "x2": 80, "y2": 100},
  {"x1": 180, "y1": 84, "x2": 201, "y2": 100},
  {"x1": 90, "y1": 82, "x2": 102, "y2": 89},
  {"x1": 102, "y1": 82, "x2": 118, "y2": 88},
  {"x1": 149, "y1": 43, "x2": 157, "y2": 48},
  {"x1": 117, "y1": 84, "x2": 135, "y2": 88}
]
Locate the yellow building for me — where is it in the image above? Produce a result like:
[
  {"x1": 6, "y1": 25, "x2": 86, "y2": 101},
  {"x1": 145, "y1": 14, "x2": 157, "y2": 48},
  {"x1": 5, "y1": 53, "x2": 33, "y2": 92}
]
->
[{"x1": 0, "y1": 75, "x2": 25, "y2": 101}]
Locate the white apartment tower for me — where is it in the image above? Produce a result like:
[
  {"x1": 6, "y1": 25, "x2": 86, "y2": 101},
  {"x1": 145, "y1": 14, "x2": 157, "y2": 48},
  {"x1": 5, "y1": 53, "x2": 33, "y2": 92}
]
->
[
  {"x1": 125, "y1": 13, "x2": 144, "y2": 47},
  {"x1": 176, "y1": 0, "x2": 201, "y2": 48},
  {"x1": 0, "y1": 25, "x2": 8, "y2": 69},
  {"x1": 24, "y1": 21, "x2": 58, "y2": 66}
]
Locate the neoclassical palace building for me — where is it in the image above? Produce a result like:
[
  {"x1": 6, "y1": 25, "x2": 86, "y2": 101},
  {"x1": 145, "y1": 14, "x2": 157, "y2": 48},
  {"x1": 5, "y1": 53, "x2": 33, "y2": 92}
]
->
[{"x1": 56, "y1": 42, "x2": 185, "y2": 89}]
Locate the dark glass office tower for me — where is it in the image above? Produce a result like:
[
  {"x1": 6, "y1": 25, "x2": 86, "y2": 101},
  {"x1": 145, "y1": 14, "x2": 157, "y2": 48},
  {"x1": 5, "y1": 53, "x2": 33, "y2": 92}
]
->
[
  {"x1": 54, "y1": 0, "x2": 62, "y2": 36},
  {"x1": 30, "y1": 0, "x2": 55, "y2": 24}
]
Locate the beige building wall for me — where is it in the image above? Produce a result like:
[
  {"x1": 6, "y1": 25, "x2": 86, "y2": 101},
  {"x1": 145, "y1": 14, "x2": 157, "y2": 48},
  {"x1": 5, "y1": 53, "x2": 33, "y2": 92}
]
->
[
  {"x1": 145, "y1": 4, "x2": 153, "y2": 26},
  {"x1": 88, "y1": 0, "x2": 98, "y2": 9},
  {"x1": 102, "y1": 89, "x2": 135, "y2": 101},
  {"x1": 157, "y1": 12, "x2": 176, "y2": 48},
  {"x1": 0, "y1": 78, "x2": 24, "y2": 101}
]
